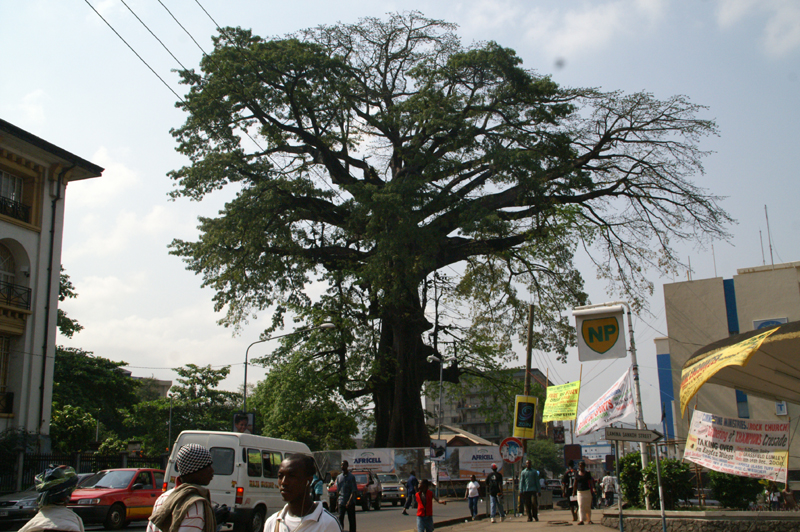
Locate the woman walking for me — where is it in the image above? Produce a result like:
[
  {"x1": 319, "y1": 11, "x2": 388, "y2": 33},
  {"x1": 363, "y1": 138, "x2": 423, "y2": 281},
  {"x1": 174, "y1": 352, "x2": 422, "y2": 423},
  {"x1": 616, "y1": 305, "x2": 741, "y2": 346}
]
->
[
  {"x1": 465, "y1": 475, "x2": 480, "y2": 520},
  {"x1": 572, "y1": 461, "x2": 595, "y2": 525}
]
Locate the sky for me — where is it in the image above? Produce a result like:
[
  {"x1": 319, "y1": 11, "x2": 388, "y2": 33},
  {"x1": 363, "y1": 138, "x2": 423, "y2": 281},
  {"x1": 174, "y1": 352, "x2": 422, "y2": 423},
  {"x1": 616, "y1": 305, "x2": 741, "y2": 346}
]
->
[{"x1": 2, "y1": 0, "x2": 799, "y2": 432}]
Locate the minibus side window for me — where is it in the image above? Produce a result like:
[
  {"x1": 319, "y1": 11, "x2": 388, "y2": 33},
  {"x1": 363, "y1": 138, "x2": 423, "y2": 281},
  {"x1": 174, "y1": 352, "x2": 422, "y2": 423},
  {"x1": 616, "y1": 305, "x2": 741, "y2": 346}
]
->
[
  {"x1": 262, "y1": 451, "x2": 281, "y2": 478},
  {"x1": 247, "y1": 448, "x2": 262, "y2": 477},
  {"x1": 210, "y1": 447, "x2": 235, "y2": 476}
]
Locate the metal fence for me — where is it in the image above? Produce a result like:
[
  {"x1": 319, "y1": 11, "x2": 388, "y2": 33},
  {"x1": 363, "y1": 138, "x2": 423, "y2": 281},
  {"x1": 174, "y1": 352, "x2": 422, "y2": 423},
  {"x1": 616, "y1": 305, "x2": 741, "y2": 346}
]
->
[{"x1": 0, "y1": 452, "x2": 168, "y2": 494}]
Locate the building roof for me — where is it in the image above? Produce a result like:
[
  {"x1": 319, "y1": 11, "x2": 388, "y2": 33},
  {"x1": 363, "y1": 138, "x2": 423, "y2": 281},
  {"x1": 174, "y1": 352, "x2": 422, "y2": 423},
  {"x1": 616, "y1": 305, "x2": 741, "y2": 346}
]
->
[
  {"x1": 436, "y1": 424, "x2": 495, "y2": 446},
  {"x1": 0, "y1": 118, "x2": 103, "y2": 181}
]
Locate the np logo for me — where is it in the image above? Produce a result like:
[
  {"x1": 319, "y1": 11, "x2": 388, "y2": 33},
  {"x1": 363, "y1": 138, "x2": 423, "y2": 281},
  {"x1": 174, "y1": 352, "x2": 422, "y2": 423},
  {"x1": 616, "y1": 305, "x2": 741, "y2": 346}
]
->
[{"x1": 582, "y1": 317, "x2": 619, "y2": 354}]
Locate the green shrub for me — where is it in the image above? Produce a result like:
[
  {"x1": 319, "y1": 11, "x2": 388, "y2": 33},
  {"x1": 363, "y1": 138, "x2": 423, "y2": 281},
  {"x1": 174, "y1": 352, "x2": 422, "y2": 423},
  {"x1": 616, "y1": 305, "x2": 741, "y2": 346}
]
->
[
  {"x1": 708, "y1": 471, "x2": 762, "y2": 510},
  {"x1": 619, "y1": 451, "x2": 643, "y2": 507},
  {"x1": 642, "y1": 458, "x2": 693, "y2": 509}
]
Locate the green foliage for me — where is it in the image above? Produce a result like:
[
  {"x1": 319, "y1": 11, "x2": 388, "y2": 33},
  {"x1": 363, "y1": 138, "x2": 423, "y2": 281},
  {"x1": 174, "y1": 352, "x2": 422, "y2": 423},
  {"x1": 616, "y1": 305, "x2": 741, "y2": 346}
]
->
[
  {"x1": 249, "y1": 354, "x2": 358, "y2": 451},
  {"x1": 168, "y1": 12, "x2": 730, "y2": 446},
  {"x1": 57, "y1": 266, "x2": 83, "y2": 338},
  {"x1": 619, "y1": 451, "x2": 644, "y2": 507},
  {"x1": 96, "y1": 433, "x2": 128, "y2": 455},
  {"x1": 642, "y1": 457, "x2": 693, "y2": 510},
  {"x1": 526, "y1": 439, "x2": 565, "y2": 477},
  {"x1": 52, "y1": 347, "x2": 140, "y2": 436},
  {"x1": 49, "y1": 403, "x2": 97, "y2": 453},
  {"x1": 708, "y1": 471, "x2": 762, "y2": 510}
]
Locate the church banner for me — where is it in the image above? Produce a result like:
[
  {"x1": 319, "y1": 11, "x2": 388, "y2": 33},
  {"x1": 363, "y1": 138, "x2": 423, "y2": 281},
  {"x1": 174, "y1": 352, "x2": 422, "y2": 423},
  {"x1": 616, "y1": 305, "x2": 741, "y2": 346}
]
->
[
  {"x1": 684, "y1": 410, "x2": 789, "y2": 483},
  {"x1": 576, "y1": 368, "x2": 634, "y2": 436},
  {"x1": 542, "y1": 380, "x2": 581, "y2": 422}
]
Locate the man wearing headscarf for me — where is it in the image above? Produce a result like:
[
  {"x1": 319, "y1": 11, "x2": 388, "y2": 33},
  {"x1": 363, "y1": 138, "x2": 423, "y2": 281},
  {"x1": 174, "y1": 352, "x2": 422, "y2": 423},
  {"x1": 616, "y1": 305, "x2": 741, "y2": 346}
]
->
[
  {"x1": 147, "y1": 443, "x2": 216, "y2": 532},
  {"x1": 19, "y1": 465, "x2": 83, "y2": 532}
]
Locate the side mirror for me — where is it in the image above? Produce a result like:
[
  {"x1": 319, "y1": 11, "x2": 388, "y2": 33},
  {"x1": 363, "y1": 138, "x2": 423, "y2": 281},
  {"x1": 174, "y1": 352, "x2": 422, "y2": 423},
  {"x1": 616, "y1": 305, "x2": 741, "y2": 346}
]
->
[{"x1": 132, "y1": 483, "x2": 144, "y2": 490}]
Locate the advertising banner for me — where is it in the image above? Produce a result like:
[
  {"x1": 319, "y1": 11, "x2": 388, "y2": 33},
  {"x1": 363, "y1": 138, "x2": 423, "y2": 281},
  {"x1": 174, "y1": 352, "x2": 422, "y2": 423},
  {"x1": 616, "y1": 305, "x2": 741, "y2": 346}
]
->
[
  {"x1": 575, "y1": 368, "x2": 634, "y2": 436},
  {"x1": 341, "y1": 449, "x2": 395, "y2": 472},
  {"x1": 542, "y1": 381, "x2": 581, "y2": 422},
  {"x1": 458, "y1": 446, "x2": 501, "y2": 479},
  {"x1": 573, "y1": 305, "x2": 627, "y2": 361},
  {"x1": 429, "y1": 438, "x2": 447, "y2": 462},
  {"x1": 684, "y1": 410, "x2": 789, "y2": 482},
  {"x1": 680, "y1": 328, "x2": 777, "y2": 415},
  {"x1": 513, "y1": 395, "x2": 538, "y2": 439}
]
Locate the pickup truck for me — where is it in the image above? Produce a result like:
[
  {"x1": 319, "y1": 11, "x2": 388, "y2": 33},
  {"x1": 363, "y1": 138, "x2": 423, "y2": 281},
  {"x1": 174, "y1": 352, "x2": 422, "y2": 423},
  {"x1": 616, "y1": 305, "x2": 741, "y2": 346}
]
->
[{"x1": 376, "y1": 473, "x2": 406, "y2": 506}]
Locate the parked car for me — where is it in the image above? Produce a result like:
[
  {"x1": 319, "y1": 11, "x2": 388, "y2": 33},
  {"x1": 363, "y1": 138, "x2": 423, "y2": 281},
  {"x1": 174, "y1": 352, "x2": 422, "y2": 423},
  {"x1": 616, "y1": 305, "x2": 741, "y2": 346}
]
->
[
  {"x1": 68, "y1": 468, "x2": 164, "y2": 530},
  {"x1": 376, "y1": 473, "x2": 406, "y2": 507},
  {"x1": 545, "y1": 478, "x2": 562, "y2": 498},
  {"x1": 0, "y1": 486, "x2": 38, "y2": 530}
]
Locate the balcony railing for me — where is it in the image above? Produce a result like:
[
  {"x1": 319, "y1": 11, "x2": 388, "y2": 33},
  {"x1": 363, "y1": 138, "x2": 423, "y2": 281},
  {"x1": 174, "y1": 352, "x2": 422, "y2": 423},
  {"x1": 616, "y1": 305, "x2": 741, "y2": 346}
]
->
[
  {"x1": 0, "y1": 280, "x2": 31, "y2": 310},
  {"x1": 0, "y1": 196, "x2": 31, "y2": 223}
]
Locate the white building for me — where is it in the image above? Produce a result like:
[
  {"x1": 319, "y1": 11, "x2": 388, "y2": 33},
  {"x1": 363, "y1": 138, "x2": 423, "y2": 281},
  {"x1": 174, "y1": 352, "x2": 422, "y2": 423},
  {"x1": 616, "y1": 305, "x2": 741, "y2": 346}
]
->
[
  {"x1": 660, "y1": 261, "x2": 800, "y2": 472},
  {"x1": 0, "y1": 119, "x2": 102, "y2": 449}
]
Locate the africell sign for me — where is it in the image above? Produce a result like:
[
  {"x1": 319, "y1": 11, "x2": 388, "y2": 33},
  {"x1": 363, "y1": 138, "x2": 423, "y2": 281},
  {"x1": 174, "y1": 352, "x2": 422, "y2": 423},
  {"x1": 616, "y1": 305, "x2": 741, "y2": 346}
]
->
[{"x1": 341, "y1": 449, "x2": 395, "y2": 472}]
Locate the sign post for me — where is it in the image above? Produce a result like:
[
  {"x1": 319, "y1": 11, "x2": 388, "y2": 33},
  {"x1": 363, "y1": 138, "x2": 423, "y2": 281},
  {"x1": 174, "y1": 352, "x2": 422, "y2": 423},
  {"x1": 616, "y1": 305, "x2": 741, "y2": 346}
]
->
[{"x1": 604, "y1": 427, "x2": 665, "y2": 532}]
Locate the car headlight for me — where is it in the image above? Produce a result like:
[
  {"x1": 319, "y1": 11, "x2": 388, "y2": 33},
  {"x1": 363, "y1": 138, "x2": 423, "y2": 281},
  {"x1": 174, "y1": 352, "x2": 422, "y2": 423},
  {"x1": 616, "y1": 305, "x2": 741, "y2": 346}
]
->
[
  {"x1": 21, "y1": 499, "x2": 38, "y2": 508},
  {"x1": 77, "y1": 499, "x2": 101, "y2": 505},
  {"x1": 399, "y1": 487, "x2": 405, "y2": 492}
]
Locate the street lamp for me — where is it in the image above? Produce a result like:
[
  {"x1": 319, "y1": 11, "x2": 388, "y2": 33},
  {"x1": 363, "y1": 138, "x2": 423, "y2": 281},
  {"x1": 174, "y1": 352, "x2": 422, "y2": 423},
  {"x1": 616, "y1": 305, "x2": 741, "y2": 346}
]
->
[
  {"x1": 243, "y1": 322, "x2": 335, "y2": 412},
  {"x1": 427, "y1": 352, "x2": 456, "y2": 497}
]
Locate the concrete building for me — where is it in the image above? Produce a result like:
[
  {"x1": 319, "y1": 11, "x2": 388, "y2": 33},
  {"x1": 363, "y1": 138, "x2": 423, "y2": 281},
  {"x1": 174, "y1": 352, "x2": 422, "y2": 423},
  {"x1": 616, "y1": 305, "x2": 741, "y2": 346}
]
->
[
  {"x1": 426, "y1": 367, "x2": 552, "y2": 444},
  {"x1": 659, "y1": 260, "x2": 800, "y2": 471},
  {"x1": 0, "y1": 119, "x2": 102, "y2": 448}
]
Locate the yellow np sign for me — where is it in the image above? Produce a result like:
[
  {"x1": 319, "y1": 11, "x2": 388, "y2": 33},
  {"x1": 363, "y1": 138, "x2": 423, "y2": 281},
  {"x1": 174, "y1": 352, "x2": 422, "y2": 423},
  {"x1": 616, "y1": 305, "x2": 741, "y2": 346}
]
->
[{"x1": 582, "y1": 317, "x2": 620, "y2": 354}]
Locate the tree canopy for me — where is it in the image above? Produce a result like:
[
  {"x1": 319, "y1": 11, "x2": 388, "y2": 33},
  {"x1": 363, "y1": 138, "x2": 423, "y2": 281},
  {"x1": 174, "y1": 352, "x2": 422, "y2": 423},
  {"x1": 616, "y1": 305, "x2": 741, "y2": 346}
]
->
[{"x1": 169, "y1": 12, "x2": 730, "y2": 447}]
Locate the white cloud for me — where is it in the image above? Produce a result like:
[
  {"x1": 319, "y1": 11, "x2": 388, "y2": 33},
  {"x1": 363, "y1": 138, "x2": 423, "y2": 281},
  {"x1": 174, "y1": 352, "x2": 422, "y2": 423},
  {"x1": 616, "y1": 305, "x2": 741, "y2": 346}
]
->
[
  {"x1": 521, "y1": 0, "x2": 665, "y2": 61},
  {"x1": 716, "y1": 0, "x2": 800, "y2": 57},
  {"x1": 67, "y1": 147, "x2": 139, "y2": 208}
]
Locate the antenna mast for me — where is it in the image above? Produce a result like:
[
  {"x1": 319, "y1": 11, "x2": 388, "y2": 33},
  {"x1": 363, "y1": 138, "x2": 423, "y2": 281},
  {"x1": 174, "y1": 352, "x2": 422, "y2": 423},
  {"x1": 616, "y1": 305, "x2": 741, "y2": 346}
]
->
[{"x1": 765, "y1": 205, "x2": 774, "y2": 269}]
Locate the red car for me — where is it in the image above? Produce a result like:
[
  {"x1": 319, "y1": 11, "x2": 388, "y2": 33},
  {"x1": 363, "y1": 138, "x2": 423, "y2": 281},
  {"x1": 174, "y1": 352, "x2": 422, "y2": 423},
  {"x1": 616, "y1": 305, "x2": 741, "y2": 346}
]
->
[
  {"x1": 68, "y1": 468, "x2": 164, "y2": 529},
  {"x1": 328, "y1": 471, "x2": 382, "y2": 512}
]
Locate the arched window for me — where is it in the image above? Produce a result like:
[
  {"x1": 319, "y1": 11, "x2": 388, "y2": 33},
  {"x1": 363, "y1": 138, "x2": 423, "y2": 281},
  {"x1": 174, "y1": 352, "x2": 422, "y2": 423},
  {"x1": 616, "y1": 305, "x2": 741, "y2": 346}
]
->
[{"x1": 0, "y1": 244, "x2": 15, "y2": 285}]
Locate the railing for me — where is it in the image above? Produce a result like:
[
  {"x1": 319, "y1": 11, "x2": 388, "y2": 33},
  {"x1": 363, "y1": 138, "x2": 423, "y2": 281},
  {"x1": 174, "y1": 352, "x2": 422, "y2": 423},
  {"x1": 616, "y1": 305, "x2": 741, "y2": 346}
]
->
[
  {"x1": 0, "y1": 280, "x2": 31, "y2": 310},
  {"x1": 0, "y1": 196, "x2": 31, "y2": 223}
]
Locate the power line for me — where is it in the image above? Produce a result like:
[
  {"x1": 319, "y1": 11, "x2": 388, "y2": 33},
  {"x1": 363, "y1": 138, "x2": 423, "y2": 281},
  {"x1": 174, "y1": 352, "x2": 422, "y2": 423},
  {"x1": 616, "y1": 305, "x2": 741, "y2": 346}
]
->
[
  {"x1": 120, "y1": 0, "x2": 188, "y2": 70},
  {"x1": 83, "y1": 0, "x2": 184, "y2": 103}
]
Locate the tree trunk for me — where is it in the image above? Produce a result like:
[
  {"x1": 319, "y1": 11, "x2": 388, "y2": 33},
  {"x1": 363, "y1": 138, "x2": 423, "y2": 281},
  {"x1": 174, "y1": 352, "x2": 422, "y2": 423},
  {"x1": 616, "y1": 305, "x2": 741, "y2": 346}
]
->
[{"x1": 372, "y1": 298, "x2": 437, "y2": 448}]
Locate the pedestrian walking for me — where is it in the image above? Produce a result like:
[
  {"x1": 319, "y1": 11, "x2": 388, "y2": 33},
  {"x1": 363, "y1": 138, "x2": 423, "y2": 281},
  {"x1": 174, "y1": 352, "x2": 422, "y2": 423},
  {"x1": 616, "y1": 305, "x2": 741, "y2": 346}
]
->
[
  {"x1": 465, "y1": 475, "x2": 480, "y2": 520},
  {"x1": 572, "y1": 460, "x2": 595, "y2": 525},
  {"x1": 19, "y1": 466, "x2": 83, "y2": 532},
  {"x1": 402, "y1": 471, "x2": 419, "y2": 515},
  {"x1": 336, "y1": 461, "x2": 357, "y2": 532},
  {"x1": 265, "y1": 455, "x2": 341, "y2": 532},
  {"x1": 518, "y1": 460, "x2": 541, "y2": 522},
  {"x1": 485, "y1": 463, "x2": 505, "y2": 523},
  {"x1": 148, "y1": 443, "x2": 217, "y2": 532},
  {"x1": 561, "y1": 460, "x2": 578, "y2": 522},
  {"x1": 601, "y1": 472, "x2": 615, "y2": 507},
  {"x1": 415, "y1": 479, "x2": 446, "y2": 532}
]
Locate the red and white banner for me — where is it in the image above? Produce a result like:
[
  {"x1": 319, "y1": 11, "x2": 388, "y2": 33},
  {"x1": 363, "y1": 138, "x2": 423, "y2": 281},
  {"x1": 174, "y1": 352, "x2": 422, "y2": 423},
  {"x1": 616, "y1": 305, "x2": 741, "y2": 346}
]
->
[{"x1": 576, "y1": 368, "x2": 635, "y2": 436}]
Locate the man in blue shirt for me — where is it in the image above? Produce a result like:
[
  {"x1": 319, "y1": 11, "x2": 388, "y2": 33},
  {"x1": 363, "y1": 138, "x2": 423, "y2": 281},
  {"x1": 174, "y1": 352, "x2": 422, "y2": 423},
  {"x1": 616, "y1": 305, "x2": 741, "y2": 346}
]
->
[
  {"x1": 519, "y1": 460, "x2": 541, "y2": 522},
  {"x1": 402, "y1": 471, "x2": 419, "y2": 515},
  {"x1": 336, "y1": 461, "x2": 357, "y2": 532}
]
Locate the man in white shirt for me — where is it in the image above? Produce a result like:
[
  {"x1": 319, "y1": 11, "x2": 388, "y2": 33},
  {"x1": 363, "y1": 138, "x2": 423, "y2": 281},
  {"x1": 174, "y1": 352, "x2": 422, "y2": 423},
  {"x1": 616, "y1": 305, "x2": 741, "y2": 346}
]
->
[
  {"x1": 265, "y1": 455, "x2": 341, "y2": 532},
  {"x1": 148, "y1": 444, "x2": 216, "y2": 532},
  {"x1": 601, "y1": 473, "x2": 616, "y2": 508}
]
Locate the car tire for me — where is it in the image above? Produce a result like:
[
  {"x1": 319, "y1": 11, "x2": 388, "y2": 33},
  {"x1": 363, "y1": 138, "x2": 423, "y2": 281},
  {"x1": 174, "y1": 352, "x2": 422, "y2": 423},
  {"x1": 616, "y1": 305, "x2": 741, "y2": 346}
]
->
[
  {"x1": 250, "y1": 508, "x2": 266, "y2": 532},
  {"x1": 362, "y1": 499, "x2": 369, "y2": 512},
  {"x1": 374, "y1": 494, "x2": 381, "y2": 510},
  {"x1": 104, "y1": 503, "x2": 126, "y2": 530}
]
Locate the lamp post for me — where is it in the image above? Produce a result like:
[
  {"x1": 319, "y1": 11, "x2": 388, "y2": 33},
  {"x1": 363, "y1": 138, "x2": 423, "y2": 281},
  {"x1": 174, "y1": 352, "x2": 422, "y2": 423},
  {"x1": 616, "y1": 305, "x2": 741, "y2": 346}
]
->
[
  {"x1": 427, "y1": 352, "x2": 456, "y2": 497},
  {"x1": 243, "y1": 322, "x2": 335, "y2": 413}
]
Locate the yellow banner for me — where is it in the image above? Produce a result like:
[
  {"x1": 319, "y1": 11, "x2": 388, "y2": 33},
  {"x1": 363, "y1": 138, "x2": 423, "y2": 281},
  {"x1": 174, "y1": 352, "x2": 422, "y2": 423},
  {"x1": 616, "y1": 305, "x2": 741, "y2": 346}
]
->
[
  {"x1": 542, "y1": 381, "x2": 581, "y2": 422},
  {"x1": 680, "y1": 328, "x2": 777, "y2": 415},
  {"x1": 513, "y1": 395, "x2": 538, "y2": 439}
]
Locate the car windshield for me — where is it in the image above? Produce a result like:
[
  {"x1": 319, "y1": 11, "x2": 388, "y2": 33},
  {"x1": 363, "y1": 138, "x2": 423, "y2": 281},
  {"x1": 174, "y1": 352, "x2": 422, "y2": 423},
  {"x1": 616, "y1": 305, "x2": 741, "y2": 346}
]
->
[
  {"x1": 80, "y1": 470, "x2": 135, "y2": 489},
  {"x1": 377, "y1": 474, "x2": 398, "y2": 483},
  {"x1": 354, "y1": 474, "x2": 369, "y2": 484}
]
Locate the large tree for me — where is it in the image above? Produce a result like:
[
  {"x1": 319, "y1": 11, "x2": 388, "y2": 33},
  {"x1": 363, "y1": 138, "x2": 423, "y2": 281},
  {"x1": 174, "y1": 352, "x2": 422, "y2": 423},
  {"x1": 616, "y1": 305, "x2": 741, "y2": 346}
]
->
[{"x1": 168, "y1": 13, "x2": 730, "y2": 447}]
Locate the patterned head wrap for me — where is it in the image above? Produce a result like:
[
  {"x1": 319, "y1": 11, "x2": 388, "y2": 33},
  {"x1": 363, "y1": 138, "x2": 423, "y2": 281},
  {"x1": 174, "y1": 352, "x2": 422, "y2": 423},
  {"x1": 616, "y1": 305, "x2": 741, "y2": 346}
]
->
[
  {"x1": 35, "y1": 465, "x2": 79, "y2": 507},
  {"x1": 176, "y1": 443, "x2": 213, "y2": 477}
]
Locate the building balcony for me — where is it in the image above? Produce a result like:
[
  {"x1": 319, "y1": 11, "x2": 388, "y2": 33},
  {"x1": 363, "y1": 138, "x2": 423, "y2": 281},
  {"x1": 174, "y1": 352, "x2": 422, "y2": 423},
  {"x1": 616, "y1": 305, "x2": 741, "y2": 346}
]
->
[
  {"x1": 0, "y1": 280, "x2": 31, "y2": 311},
  {"x1": 0, "y1": 196, "x2": 31, "y2": 223}
]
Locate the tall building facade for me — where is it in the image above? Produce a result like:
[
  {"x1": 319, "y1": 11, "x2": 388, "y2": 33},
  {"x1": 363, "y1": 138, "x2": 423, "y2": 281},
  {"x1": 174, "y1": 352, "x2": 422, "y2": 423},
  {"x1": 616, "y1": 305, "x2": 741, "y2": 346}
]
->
[
  {"x1": 660, "y1": 261, "x2": 800, "y2": 470},
  {"x1": 0, "y1": 119, "x2": 102, "y2": 448}
]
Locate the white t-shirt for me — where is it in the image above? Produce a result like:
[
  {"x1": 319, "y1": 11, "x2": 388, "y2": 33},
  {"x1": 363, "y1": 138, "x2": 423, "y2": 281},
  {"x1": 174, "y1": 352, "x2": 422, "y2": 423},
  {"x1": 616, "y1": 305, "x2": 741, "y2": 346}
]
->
[
  {"x1": 19, "y1": 505, "x2": 85, "y2": 532},
  {"x1": 264, "y1": 502, "x2": 341, "y2": 532},
  {"x1": 146, "y1": 489, "x2": 206, "y2": 532},
  {"x1": 467, "y1": 481, "x2": 480, "y2": 498}
]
